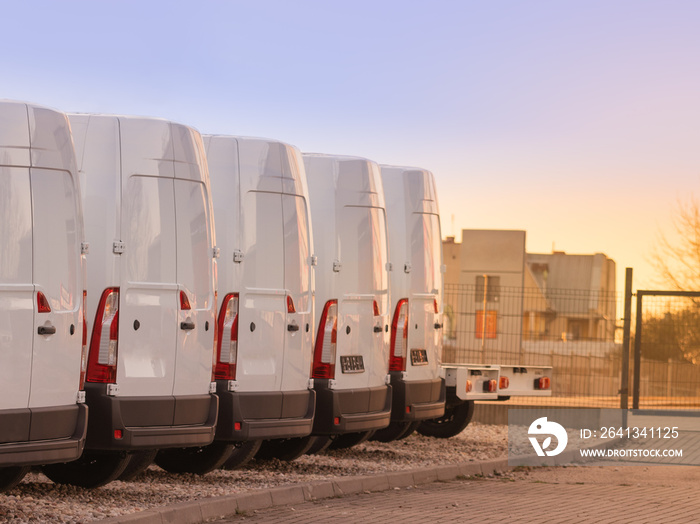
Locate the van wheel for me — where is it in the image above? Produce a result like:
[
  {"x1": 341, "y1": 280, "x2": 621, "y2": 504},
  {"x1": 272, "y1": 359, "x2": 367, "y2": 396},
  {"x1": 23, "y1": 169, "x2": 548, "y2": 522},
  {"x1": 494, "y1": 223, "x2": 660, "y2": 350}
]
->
[
  {"x1": 395, "y1": 421, "x2": 420, "y2": 440},
  {"x1": 328, "y1": 431, "x2": 374, "y2": 450},
  {"x1": 370, "y1": 421, "x2": 416, "y2": 443},
  {"x1": 42, "y1": 452, "x2": 130, "y2": 488},
  {"x1": 118, "y1": 450, "x2": 158, "y2": 481},
  {"x1": 305, "y1": 436, "x2": 333, "y2": 455},
  {"x1": 417, "y1": 400, "x2": 475, "y2": 439},
  {"x1": 256, "y1": 436, "x2": 314, "y2": 462},
  {"x1": 0, "y1": 466, "x2": 30, "y2": 492},
  {"x1": 155, "y1": 441, "x2": 234, "y2": 475},
  {"x1": 220, "y1": 440, "x2": 262, "y2": 470}
]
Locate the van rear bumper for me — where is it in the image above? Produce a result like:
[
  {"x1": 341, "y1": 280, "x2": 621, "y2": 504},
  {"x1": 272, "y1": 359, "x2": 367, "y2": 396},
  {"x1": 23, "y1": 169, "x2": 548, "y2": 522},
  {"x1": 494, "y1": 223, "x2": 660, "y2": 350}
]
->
[
  {"x1": 214, "y1": 383, "x2": 316, "y2": 441},
  {"x1": 388, "y1": 373, "x2": 446, "y2": 422},
  {"x1": 312, "y1": 380, "x2": 392, "y2": 435},
  {"x1": 0, "y1": 404, "x2": 88, "y2": 467},
  {"x1": 83, "y1": 383, "x2": 218, "y2": 451}
]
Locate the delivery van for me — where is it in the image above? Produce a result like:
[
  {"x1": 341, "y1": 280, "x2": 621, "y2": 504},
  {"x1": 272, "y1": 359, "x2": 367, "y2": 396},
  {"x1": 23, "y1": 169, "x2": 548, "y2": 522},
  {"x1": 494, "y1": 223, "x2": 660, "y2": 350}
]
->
[
  {"x1": 0, "y1": 100, "x2": 88, "y2": 491},
  {"x1": 302, "y1": 154, "x2": 392, "y2": 450},
  {"x1": 42, "y1": 114, "x2": 219, "y2": 487},
  {"x1": 180, "y1": 135, "x2": 316, "y2": 468},
  {"x1": 374, "y1": 165, "x2": 446, "y2": 442}
]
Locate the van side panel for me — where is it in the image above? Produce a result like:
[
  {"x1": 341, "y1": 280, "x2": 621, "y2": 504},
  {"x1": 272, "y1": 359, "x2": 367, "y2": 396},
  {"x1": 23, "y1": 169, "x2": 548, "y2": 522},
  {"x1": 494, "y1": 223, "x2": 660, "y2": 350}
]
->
[
  {"x1": 119, "y1": 175, "x2": 178, "y2": 397},
  {"x1": 0, "y1": 167, "x2": 33, "y2": 410},
  {"x1": 172, "y1": 179, "x2": 216, "y2": 396},
  {"x1": 29, "y1": 169, "x2": 82, "y2": 408}
]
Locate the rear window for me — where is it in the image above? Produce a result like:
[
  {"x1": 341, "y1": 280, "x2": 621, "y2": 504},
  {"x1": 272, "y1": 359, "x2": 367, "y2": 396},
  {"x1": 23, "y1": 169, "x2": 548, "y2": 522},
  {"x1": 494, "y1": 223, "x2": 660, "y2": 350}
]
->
[
  {"x1": 0, "y1": 167, "x2": 32, "y2": 284},
  {"x1": 339, "y1": 206, "x2": 389, "y2": 300},
  {"x1": 409, "y1": 212, "x2": 442, "y2": 297}
]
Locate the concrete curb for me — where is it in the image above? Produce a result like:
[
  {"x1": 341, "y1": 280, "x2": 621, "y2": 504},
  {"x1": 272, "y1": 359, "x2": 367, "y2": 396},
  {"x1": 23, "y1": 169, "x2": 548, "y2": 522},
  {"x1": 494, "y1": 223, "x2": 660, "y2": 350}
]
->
[{"x1": 100, "y1": 458, "x2": 512, "y2": 524}]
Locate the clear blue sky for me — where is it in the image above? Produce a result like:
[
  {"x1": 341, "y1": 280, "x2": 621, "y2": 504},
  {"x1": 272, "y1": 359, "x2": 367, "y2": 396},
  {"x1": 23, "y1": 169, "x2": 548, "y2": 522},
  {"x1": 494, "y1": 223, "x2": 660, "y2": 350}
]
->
[{"x1": 3, "y1": 0, "x2": 699, "y2": 290}]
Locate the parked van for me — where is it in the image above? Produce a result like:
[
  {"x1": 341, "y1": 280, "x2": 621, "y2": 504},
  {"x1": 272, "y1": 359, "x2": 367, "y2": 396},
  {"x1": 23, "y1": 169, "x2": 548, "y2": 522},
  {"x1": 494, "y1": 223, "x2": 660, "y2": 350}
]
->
[
  {"x1": 0, "y1": 101, "x2": 88, "y2": 491},
  {"x1": 375, "y1": 165, "x2": 446, "y2": 441},
  {"x1": 303, "y1": 154, "x2": 392, "y2": 449},
  {"x1": 42, "y1": 114, "x2": 219, "y2": 487},
  {"x1": 192, "y1": 135, "x2": 316, "y2": 466}
]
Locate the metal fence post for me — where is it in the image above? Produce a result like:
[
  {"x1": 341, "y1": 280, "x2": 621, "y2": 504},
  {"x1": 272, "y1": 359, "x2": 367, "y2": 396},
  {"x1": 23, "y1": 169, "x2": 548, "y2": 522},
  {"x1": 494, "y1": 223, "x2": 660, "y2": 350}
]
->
[
  {"x1": 620, "y1": 268, "x2": 633, "y2": 410},
  {"x1": 633, "y1": 292, "x2": 644, "y2": 409}
]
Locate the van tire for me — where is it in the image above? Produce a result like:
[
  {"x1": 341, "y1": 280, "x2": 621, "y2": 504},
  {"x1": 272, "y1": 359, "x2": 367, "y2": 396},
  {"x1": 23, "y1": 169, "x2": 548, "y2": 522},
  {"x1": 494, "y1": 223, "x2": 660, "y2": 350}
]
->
[
  {"x1": 220, "y1": 440, "x2": 262, "y2": 470},
  {"x1": 0, "y1": 466, "x2": 30, "y2": 492},
  {"x1": 42, "y1": 452, "x2": 130, "y2": 488},
  {"x1": 305, "y1": 436, "x2": 333, "y2": 455},
  {"x1": 416, "y1": 400, "x2": 475, "y2": 439},
  {"x1": 395, "y1": 422, "x2": 420, "y2": 440},
  {"x1": 328, "y1": 431, "x2": 374, "y2": 450},
  {"x1": 118, "y1": 450, "x2": 158, "y2": 481},
  {"x1": 370, "y1": 421, "x2": 416, "y2": 443},
  {"x1": 155, "y1": 442, "x2": 234, "y2": 475},
  {"x1": 256, "y1": 436, "x2": 315, "y2": 462}
]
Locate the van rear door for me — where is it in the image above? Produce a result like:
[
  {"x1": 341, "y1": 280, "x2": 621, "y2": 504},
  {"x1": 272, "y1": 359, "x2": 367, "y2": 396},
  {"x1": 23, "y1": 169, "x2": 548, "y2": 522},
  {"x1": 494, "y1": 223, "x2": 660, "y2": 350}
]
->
[
  {"x1": 0, "y1": 165, "x2": 33, "y2": 412},
  {"x1": 172, "y1": 179, "x2": 216, "y2": 396},
  {"x1": 407, "y1": 211, "x2": 443, "y2": 381},
  {"x1": 119, "y1": 175, "x2": 178, "y2": 397}
]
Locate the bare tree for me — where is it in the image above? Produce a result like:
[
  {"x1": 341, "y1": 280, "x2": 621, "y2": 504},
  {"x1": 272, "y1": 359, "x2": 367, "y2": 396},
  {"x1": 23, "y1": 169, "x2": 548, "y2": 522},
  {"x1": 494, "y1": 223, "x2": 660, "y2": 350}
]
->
[{"x1": 651, "y1": 197, "x2": 700, "y2": 291}]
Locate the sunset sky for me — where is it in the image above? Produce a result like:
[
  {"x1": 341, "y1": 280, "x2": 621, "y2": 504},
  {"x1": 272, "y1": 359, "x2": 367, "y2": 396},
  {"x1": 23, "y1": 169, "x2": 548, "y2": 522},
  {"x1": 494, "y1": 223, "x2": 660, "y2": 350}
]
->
[{"x1": 3, "y1": 1, "x2": 698, "y2": 291}]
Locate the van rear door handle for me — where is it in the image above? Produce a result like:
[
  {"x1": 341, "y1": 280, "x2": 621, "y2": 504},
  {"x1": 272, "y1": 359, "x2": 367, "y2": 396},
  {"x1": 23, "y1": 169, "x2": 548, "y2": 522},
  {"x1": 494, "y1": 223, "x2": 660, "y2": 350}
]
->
[
  {"x1": 287, "y1": 324, "x2": 300, "y2": 332},
  {"x1": 38, "y1": 325, "x2": 56, "y2": 335},
  {"x1": 180, "y1": 321, "x2": 195, "y2": 331},
  {"x1": 374, "y1": 325, "x2": 383, "y2": 333},
  {"x1": 434, "y1": 322, "x2": 443, "y2": 330}
]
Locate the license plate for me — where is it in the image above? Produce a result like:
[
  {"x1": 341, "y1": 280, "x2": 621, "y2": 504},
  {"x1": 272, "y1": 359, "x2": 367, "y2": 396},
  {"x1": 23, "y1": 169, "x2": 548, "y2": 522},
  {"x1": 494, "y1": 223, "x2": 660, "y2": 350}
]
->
[
  {"x1": 411, "y1": 349, "x2": 428, "y2": 366},
  {"x1": 340, "y1": 355, "x2": 365, "y2": 373}
]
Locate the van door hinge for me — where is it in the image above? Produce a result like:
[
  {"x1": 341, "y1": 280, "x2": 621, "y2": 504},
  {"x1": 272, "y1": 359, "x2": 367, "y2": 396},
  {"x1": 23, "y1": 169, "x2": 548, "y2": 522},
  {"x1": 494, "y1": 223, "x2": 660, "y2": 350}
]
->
[
  {"x1": 310, "y1": 254, "x2": 318, "y2": 266},
  {"x1": 106, "y1": 384, "x2": 119, "y2": 396},
  {"x1": 81, "y1": 242, "x2": 90, "y2": 255},
  {"x1": 76, "y1": 390, "x2": 86, "y2": 403},
  {"x1": 213, "y1": 246, "x2": 221, "y2": 259},
  {"x1": 333, "y1": 260, "x2": 342, "y2": 272},
  {"x1": 386, "y1": 262, "x2": 393, "y2": 272},
  {"x1": 440, "y1": 264, "x2": 447, "y2": 274},
  {"x1": 233, "y1": 250, "x2": 244, "y2": 263},
  {"x1": 404, "y1": 263, "x2": 412, "y2": 273},
  {"x1": 113, "y1": 242, "x2": 125, "y2": 255}
]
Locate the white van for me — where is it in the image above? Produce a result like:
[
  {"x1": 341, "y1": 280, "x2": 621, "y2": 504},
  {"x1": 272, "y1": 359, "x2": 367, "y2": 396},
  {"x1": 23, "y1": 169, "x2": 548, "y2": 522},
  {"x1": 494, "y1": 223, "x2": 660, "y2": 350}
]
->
[
  {"x1": 0, "y1": 101, "x2": 88, "y2": 491},
  {"x1": 181, "y1": 135, "x2": 315, "y2": 467},
  {"x1": 376, "y1": 165, "x2": 446, "y2": 441},
  {"x1": 42, "y1": 114, "x2": 219, "y2": 487},
  {"x1": 303, "y1": 154, "x2": 392, "y2": 448}
]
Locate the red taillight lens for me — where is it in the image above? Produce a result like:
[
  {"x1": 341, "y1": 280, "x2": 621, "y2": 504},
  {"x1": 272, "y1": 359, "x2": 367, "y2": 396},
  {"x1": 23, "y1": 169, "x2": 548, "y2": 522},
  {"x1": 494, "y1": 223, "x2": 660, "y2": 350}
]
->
[
  {"x1": 79, "y1": 290, "x2": 88, "y2": 390},
  {"x1": 180, "y1": 290, "x2": 191, "y2": 310},
  {"x1": 373, "y1": 300, "x2": 380, "y2": 316},
  {"x1": 483, "y1": 379, "x2": 498, "y2": 393},
  {"x1": 37, "y1": 292, "x2": 51, "y2": 313},
  {"x1": 86, "y1": 288, "x2": 119, "y2": 384},
  {"x1": 287, "y1": 295, "x2": 296, "y2": 314},
  {"x1": 433, "y1": 298, "x2": 439, "y2": 314},
  {"x1": 535, "y1": 377, "x2": 551, "y2": 390},
  {"x1": 313, "y1": 300, "x2": 338, "y2": 379},
  {"x1": 466, "y1": 380, "x2": 473, "y2": 393},
  {"x1": 216, "y1": 293, "x2": 239, "y2": 380},
  {"x1": 389, "y1": 299, "x2": 409, "y2": 372},
  {"x1": 499, "y1": 376, "x2": 510, "y2": 390}
]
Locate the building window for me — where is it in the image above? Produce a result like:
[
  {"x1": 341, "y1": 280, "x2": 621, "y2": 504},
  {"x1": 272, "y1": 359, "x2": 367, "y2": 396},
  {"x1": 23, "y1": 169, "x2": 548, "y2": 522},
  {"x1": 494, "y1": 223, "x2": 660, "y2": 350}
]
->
[{"x1": 475, "y1": 275, "x2": 500, "y2": 303}]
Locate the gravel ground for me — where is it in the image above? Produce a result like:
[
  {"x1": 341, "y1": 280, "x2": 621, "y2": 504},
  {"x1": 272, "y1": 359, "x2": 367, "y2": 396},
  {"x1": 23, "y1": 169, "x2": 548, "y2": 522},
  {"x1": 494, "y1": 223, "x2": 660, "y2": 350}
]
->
[{"x1": 0, "y1": 424, "x2": 507, "y2": 523}]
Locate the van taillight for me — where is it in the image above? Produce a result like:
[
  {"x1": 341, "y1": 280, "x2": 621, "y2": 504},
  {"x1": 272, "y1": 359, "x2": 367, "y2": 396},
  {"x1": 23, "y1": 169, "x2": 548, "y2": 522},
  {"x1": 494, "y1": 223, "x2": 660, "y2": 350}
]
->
[
  {"x1": 37, "y1": 292, "x2": 51, "y2": 313},
  {"x1": 215, "y1": 293, "x2": 238, "y2": 380},
  {"x1": 389, "y1": 299, "x2": 408, "y2": 372},
  {"x1": 180, "y1": 291, "x2": 191, "y2": 310},
  {"x1": 287, "y1": 295, "x2": 296, "y2": 314},
  {"x1": 433, "y1": 298, "x2": 439, "y2": 314},
  {"x1": 373, "y1": 300, "x2": 380, "y2": 316},
  {"x1": 313, "y1": 300, "x2": 337, "y2": 379},
  {"x1": 86, "y1": 288, "x2": 119, "y2": 384},
  {"x1": 79, "y1": 290, "x2": 88, "y2": 390}
]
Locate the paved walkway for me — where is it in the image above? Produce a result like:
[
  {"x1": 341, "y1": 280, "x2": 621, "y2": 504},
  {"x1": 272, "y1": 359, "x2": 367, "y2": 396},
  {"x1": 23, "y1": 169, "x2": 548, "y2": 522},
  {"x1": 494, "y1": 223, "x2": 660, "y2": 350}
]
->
[{"x1": 217, "y1": 466, "x2": 700, "y2": 523}]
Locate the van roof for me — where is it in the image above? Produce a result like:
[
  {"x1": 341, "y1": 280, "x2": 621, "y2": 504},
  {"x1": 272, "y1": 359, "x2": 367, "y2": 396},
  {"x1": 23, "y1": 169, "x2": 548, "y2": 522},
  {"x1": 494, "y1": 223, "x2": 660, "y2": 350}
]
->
[
  {"x1": 69, "y1": 113, "x2": 207, "y2": 182},
  {"x1": 303, "y1": 153, "x2": 384, "y2": 208},
  {"x1": 380, "y1": 164, "x2": 438, "y2": 215},
  {"x1": 0, "y1": 100, "x2": 76, "y2": 172}
]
